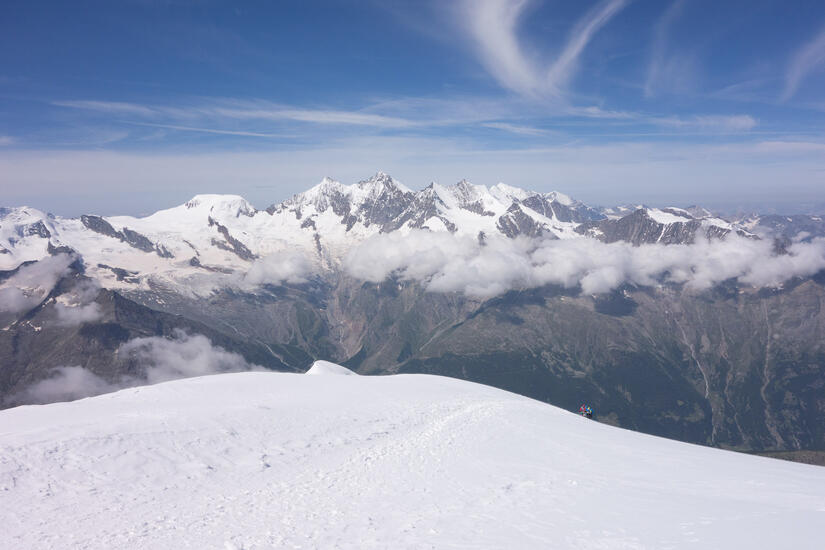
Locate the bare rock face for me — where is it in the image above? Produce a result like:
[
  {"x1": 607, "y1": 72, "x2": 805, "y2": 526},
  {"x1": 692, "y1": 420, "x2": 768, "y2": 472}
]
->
[
  {"x1": 81, "y1": 214, "x2": 174, "y2": 258},
  {"x1": 577, "y1": 209, "x2": 740, "y2": 245},
  {"x1": 496, "y1": 203, "x2": 553, "y2": 239}
]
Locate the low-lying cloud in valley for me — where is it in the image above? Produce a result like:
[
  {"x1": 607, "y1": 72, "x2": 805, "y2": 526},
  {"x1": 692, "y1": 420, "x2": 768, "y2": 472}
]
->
[
  {"x1": 0, "y1": 254, "x2": 74, "y2": 313},
  {"x1": 119, "y1": 331, "x2": 262, "y2": 384},
  {"x1": 344, "y1": 231, "x2": 825, "y2": 298},
  {"x1": 54, "y1": 279, "x2": 103, "y2": 326},
  {"x1": 243, "y1": 249, "x2": 314, "y2": 286},
  {"x1": 14, "y1": 330, "x2": 262, "y2": 405}
]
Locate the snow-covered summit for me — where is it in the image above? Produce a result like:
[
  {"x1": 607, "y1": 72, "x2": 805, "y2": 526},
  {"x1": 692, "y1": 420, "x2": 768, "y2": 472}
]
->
[
  {"x1": 357, "y1": 170, "x2": 413, "y2": 195},
  {"x1": 0, "y1": 206, "x2": 58, "y2": 269},
  {"x1": 183, "y1": 194, "x2": 257, "y2": 218},
  {"x1": 281, "y1": 172, "x2": 413, "y2": 214},
  {"x1": 2, "y1": 368, "x2": 823, "y2": 549},
  {"x1": 305, "y1": 360, "x2": 358, "y2": 375},
  {"x1": 489, "y1": 183, "x2": 574, "y2": 207},
  {"x1": 491, "y1": 182, "x2": 533, "y2": 202}
]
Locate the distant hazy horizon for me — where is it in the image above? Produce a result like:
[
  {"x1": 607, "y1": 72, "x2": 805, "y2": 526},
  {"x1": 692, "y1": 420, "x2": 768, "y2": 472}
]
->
[{"x1": 2, "y1": 167, "x2": 823, "y2": 219}]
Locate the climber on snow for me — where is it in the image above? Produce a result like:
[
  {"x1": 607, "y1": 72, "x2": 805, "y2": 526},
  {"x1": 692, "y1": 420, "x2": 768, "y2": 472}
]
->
[{"x1": 579, "y1": 404, "x2": 593, "y2": 419}]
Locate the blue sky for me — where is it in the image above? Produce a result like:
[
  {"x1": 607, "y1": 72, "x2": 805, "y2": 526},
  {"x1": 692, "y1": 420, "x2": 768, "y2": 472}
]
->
[{"x1": 1, "y1": 0, "x2": 824, "y2": 215}]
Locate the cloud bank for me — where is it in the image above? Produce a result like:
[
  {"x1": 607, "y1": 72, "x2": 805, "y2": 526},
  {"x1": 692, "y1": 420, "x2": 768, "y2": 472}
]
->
[
  {"x1": 15, "y1": 330, "x2": 263, "y2": 405},
  {"x1": 244, "y1": 250, "x2": 314, "y2": 286},
  {"x1": 0, "y1": 254, "x2": 74, "y2": 314},
  {"x1": 15, "y1": 366, "x2": 121, "y2": 404},
  {"x1": 54, "y1": 279, "x2": 103, "y2": 326},
  {"x1": 119, "y1": 330, "x2": 262, "y2": 384},
  {"x1": 344, "y1": 231, "x2": 825, "y2": 298}
]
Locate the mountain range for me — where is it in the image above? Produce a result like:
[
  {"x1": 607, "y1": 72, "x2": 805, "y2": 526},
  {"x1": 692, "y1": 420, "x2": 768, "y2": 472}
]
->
[{"x1": 2, "y1": 172, "x2": 825, "y2": 453}]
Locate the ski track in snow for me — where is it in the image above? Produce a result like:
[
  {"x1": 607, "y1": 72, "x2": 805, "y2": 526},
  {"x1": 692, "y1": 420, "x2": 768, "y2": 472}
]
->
[{"x1": 1, "y1": 370, "x2": 824, "y2": 549}]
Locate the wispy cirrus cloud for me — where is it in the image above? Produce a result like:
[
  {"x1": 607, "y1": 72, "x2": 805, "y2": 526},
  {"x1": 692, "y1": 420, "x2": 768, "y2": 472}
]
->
[
  {"x1": 481, "y1": 121, "x2": 548, "y2": 135},
  {"x1": 208, "y1": 105, "x2": 414, "y2": 128},
  {"x1": 782, "y1": 25, "x2": 825, "y2": 101},
  {"x1": 461, "y1": 0, "x2": 628, "y2": 99},
  {"x1": 561, "y1": 106, "x2": 757, "y2": 132},
  {"x1": 52, "y1": 100, "x2": 158, "y2": 117},
  {"x1": 53, "y1": 99, "x2": 416, "y2": 129},
  {"x1": 652, "y1": 114, "x2": 758, "y2": 132},
  {"x1": 567, "y1": 105, "x2": 635, "y2": 119},
  {"x1": 50, "y1": 96, "x2": 759, "y2": 144},
  {"x1": 644, "y1": 0, "x2": 688, "y2": 98},
  {"x1": 546, "y1": 0, "x2": 628, "y2": 94},
  {"x1": 123, "y1": 121, "x2": 284, "y2": 138}
]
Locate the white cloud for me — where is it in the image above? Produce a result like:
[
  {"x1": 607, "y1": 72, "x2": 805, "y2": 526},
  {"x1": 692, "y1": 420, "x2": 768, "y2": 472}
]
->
[
  {"x1": 13, "y1": 330, "x2": 263, "y2": 405},
  {"x1": 782, "y1": 25, "x2": 825, "y2": 101},
  {"x1": 567, "y1": 105, "x2": 635, "y2": 119},
  {"x1": 124, "y1": 121, "x2": 283, "y2": 138},
  {"x1": 0, "y1": 254, "x2": 75, "y2": 313},
  {"x1": 211, "y1": 106, "x2": 414, "y2": 128},
  {"x1": 55, "y1": 302, "x2": 103, "y2": 326},
  {"x1": 15, "y1": 366, "x2": 119, "y2": 404},
  {"x1": 119, "y1": 330, "x2": 262, "y2": 384},
  {"x1": 461, "y1": 0, "x2": 627, "y2": 98},
  {"x1": 244, "y1": 250, "x2": 314, "y2": 286},
  {"x1": 481, "y1": 122, "x2": 548, "y2": 135},
  {"x1": 52, "y1": 100, "x2": 158, "y2": 117},
  {"x1": 344, "y1": 230, "x2": 825, "y2": 298},
  {"x1": 546, "y1": 0, "x2": 628, "y2": 94},
  {"x1": 463, "y1": 0, "x2": 541, "y2": 97},
  {"x1": 54, "y1": 98, "x2": 416, "y2": 129},
  {"x1": 644, "y1": 0, "x2": 690, "y2": 98},
  {"x1": 54, "y1": 279, "x2": 103, "y2": 326},
  {"x1": 652, "y1": 115, "x2": 757, "y2": 132}
]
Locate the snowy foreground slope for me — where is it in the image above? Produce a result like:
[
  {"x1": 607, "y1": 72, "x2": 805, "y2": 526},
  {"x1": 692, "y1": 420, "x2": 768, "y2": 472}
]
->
[{"x1": 2, "y1": 364, "x2": 824, "y2": 549}]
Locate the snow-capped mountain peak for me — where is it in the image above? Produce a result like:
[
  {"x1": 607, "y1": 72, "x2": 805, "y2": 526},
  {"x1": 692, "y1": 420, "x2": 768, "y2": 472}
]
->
[
  {"x1": 282, "y1": 177, "x2": 348, "y2": 212},
  {"x1": 183, "y1": 194, "x2": 257, "y2": 218},
  {"x1": 543, "y1": 190, "x2": 574, "y2": 206},
  {"x1": 490, "y1": 182, "x2": 533, "y2": 202},
  {"x1": 356, "y1": 171, "x2": 412, "y2": 194}
]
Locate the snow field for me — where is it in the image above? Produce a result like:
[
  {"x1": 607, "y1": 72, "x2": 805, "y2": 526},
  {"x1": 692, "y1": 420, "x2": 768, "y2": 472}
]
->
[{"x1": 1, "y1": 367, "x2": 824, "y2": 549}]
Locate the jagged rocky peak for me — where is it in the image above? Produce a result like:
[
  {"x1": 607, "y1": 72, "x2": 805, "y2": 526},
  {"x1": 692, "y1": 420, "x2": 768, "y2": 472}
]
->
[
  {"x1": 184, "y1": 194, "x2": 256, "y2": 218},
  {"x1": 350, "y1": 172, "x2": 415, "y2": 227},
  {"x1": 545, "y1": 190, "x2": 575, "y2": 206},
  {"x1": 279, "y1": 177, "x2": 350, "y2": 215},
  {"x1": 446, "y1": 179, "x2": 498, "y2": 216},
  {"x1": 355, "y1": 171, "x2": 412, "y2": 197},
  {"x1": 276, "y1": 172, "x2": 416, "y2": 228},
  {"x1": 449, "y1": 179, "x2": 483, "y2": 202},
  {"x1": 576, "y1": 205, "x2": 748, "y2": 245}
]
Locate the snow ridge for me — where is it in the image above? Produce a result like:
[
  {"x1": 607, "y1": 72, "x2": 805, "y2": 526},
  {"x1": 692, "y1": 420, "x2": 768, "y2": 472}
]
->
[{"x1": 1, "y1": 369, "x2": 823, "y2": 549}]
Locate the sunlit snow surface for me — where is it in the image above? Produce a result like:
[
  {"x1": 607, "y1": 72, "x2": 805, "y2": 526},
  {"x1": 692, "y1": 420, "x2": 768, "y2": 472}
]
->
[{"x1": 2, "y1": 366, "x2": 823, "y2": 549}]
